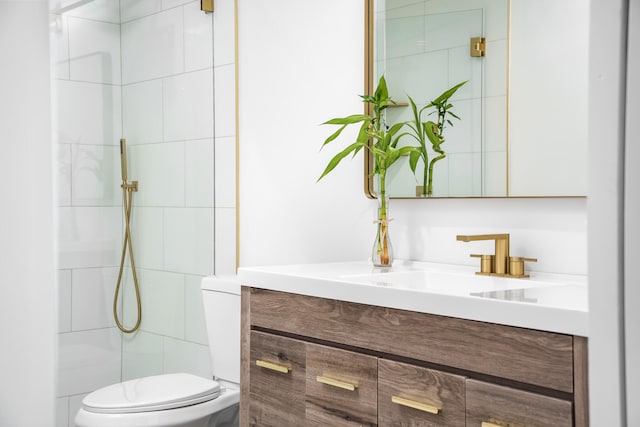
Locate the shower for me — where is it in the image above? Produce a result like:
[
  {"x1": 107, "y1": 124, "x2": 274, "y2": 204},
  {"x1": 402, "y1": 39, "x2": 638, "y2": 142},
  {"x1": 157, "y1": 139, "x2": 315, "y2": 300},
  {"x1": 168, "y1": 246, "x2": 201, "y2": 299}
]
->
[{"x1": 113, "y1": 138, "x2": 141, "y2": 333}]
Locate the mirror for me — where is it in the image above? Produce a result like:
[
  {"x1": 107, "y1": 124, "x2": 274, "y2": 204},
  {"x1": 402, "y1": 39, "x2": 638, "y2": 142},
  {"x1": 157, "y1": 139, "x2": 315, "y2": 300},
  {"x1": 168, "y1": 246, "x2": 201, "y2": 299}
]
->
[{"x1": 366, "y1": 0, "x2": 588, "y2": 198}]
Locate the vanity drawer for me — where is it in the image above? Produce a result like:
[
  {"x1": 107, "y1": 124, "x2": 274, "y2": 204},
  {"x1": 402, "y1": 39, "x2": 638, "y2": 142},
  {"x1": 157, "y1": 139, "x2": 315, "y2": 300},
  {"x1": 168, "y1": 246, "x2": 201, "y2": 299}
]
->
[
  {"x1": 378, "y1": 358, "x2": 465, "y2": 426},
  {"x1": 249, "y1": 331, "x2": 306, "y2": 427},
  {"x1": 305, "y1": 342, "x2": 378, "y2": 427},
  {"x1": 465, "y1": 379, "x2": 573, "y2": 427},
  {"x1": 249, "y1": 288, "x2": 574, "y2": 392}
]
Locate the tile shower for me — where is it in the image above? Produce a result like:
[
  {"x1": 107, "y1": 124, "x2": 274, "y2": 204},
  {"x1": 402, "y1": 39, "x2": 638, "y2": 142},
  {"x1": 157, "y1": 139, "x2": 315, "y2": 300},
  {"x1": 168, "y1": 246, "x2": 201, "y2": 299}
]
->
[{"x1": 51, "y1": 1, "x2": 236, "y2": 425}]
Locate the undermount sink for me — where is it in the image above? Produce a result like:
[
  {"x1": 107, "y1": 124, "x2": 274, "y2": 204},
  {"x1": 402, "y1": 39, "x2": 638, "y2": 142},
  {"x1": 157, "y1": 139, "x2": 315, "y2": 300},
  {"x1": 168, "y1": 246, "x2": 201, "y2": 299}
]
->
[{"x1": 340, "y1": 269, "x2": 555, "y2": 296}]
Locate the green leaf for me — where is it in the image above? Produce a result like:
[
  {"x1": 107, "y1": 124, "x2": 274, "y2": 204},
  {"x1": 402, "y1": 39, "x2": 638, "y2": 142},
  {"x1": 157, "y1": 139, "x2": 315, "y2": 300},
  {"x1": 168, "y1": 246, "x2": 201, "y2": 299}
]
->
[
  {"x1": 322, "y1": 114, "x2": 370, "y2": 125},
  {"x1": 317, "y1": 141, "x2": 364, "y2": 182},
  {"x1": 431, "y1": 81, "x2": 467, "y2": 105},
  {"x1": 321, "y1": 124, "x2": 348, "y2": 147},
  {"x1": 409, "y1": 150, "x2": 421, "y2": 173}
]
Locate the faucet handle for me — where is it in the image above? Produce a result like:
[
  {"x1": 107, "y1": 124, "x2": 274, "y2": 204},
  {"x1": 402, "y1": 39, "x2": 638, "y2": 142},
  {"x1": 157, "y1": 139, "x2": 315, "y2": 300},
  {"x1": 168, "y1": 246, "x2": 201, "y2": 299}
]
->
[
  {"x1": 509, "y1": 257, "x2": 538, "y2": 277},
  {"x1": 470, "y1": 254, "x2": 494, "y2": 274}
]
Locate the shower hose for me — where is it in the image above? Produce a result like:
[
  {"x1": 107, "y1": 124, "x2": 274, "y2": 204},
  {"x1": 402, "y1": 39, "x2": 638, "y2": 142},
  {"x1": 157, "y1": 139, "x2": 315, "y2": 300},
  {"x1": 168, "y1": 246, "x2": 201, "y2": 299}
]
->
[{"x1": 113, "y1": 139, "x2": 142, "y2": 333}]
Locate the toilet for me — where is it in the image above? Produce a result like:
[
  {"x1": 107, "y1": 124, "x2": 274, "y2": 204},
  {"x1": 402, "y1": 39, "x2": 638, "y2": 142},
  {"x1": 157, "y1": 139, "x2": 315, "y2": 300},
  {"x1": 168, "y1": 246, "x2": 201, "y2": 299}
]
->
[{"x1": 75, "y1": 277, "x2": 241, "y2": 427}]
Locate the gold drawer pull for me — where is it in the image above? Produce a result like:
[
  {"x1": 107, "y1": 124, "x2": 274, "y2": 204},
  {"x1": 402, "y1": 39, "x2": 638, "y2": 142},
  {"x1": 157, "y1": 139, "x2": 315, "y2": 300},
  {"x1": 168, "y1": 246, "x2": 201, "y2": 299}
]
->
[
  {"x1": 316, "y1": 375, "x2": 357, "y2": 391},
  {"x1": 391, "y1": 395, "x2": 440, "y2": 414},
  {"x1": 256, "y1": 360, "x2": 291, "y2": 374},
  {"x1": 482, "y1": 423, "x2": 505, "y2": 427}
]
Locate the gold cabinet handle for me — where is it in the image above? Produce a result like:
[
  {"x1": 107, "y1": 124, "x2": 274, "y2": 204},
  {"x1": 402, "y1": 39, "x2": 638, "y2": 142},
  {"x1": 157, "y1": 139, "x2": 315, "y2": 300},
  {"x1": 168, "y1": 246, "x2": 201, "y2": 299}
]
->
[
  {"x1": 391, "y1": 395, "x2": 440, "y2": 414},
  {"x1": 482, "y1": 423, "x2": 505, "y2": 427},
  {"x1": 255, "y1": 360, "x2": 291, "y2": 374},
  {"x1": 316, "y1": 375, "x2": 357, "y2": 391}
]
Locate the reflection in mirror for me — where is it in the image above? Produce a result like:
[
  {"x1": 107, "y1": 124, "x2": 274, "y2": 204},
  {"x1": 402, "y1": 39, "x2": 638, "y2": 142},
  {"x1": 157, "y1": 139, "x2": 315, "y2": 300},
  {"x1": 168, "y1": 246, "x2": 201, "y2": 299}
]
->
[{"x1": 367, "y1": 0, "x2": 588, "y2": 198}]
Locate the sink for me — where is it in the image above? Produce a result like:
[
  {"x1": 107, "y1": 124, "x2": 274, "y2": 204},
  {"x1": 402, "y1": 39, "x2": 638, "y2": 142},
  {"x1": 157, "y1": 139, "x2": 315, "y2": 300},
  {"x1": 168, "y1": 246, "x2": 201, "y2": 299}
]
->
[{"x1": 341, "y1": 269, "x2": 555, "y2": 296}]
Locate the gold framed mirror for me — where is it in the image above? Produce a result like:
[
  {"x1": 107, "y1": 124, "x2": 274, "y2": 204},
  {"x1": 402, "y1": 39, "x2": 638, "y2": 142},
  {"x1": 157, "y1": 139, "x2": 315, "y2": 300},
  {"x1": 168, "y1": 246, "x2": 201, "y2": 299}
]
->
[{"x1": 365, "y1": 0, "x2": 588, "y2": 198}]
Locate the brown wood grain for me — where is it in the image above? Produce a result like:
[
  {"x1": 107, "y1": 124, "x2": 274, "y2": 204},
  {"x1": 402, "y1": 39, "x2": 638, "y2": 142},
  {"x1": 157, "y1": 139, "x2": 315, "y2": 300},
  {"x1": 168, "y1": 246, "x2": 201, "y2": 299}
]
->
[
  {"x1": 378, "y1": 358, "x2": 466, "y2": 427},
  {"x1": 465, "y1": 379, "x2": 573, "y2": 427},
  {"x1": 249, "y1": 330, "x2": 306, "y2": 427},
  {"x1": 305, "y1": 342, "x2": 378, "y2": 426},
  {"x1": 249, "y1": 288, "x2": 574, "y2": 392}
]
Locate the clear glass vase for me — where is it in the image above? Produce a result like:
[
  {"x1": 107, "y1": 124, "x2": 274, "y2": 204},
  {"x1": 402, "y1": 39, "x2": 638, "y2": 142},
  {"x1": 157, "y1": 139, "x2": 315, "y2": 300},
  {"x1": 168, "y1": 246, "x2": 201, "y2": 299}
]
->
[{"x1": 372, "y1": 194, "x2": 393, "y2": 267}]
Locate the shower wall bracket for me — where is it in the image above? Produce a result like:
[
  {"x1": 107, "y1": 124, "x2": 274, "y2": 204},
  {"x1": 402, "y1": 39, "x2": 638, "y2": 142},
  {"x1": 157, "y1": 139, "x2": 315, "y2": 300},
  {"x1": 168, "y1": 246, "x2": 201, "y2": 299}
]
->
[{"x1": 122, "y1": 181, "x2": 138, "y2": 192}]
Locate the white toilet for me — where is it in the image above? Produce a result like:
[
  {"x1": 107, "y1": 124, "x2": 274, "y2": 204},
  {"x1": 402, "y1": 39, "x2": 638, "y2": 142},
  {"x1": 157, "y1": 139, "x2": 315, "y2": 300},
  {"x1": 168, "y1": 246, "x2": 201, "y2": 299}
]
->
[{"x1": 75, "y1": 277, "x2": 241, "y2": 427}]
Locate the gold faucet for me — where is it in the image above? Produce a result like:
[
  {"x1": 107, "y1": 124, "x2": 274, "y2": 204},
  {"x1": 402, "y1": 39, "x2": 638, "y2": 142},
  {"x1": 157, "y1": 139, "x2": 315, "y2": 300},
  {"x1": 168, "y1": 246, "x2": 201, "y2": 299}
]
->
[{"x1": 456, "y1": 233, "x2": 537, "y2": 278}]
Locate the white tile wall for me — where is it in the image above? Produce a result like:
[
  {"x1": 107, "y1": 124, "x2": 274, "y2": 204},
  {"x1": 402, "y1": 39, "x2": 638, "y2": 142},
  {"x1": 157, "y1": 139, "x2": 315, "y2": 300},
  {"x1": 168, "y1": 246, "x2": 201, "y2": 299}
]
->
[
  {"x1": 130, "y1": 207, "x2": 164, "y2": 270},
  {"x1": 56, "y1": 206, "x2": 122, "y2": 269},
  {"x1": 121, "y1": 7, "x2": 184, "y2": 83},
  {"x1": 57, "y1": 328, "x2": 121, "y2": 396},
  {"x1": 130, "y1": 142, "x2": 186, "y2": 206},
  {"x1": 125, "y1": 269, "x2": 186, "y2": 337},
  {"x1": 71, "y1": 144, "x2": 120, "y2": 206},
  {"x1": 68, "y1": 17, "x2": 121, "y2": 84},
  {"x1": 122, "y1": 331, "x2": 164, "y2": 380},
  {"x1": 213, "y1": 0, "x2": 235, "y2": 66},
  {"x1": 120, "y1": 0, "x2": 162, "y2": 23},
  {"x1": 71, "y1": 268, "x2": 118, "y2": 330},
  {"x1": 54, "y1": 79, "x2": 122, "y2": 146},
  {"x1": 163, "y1": 208, "x2": 215, "y2": 275},
  {"x1": 186, "y1": 139, "x2": 215, "y2": 207},
  {"x1": 163, "y1": 337, "x2": 212, "y2": 378},
  {"x1": 184, "y1": 1, "x2": 213, "y2": 72},
  {"x1": 185, "y1": 274, "x2": 209, "y2": 344},
  {"x1": 122, "y1": 79, "x2": 164, "y2": 144},
  {"x1": 163, "y1": 69, "x2": 215, "y2": 141},
  {"x1": 56, "y1": 0, "x2": 120, "y2": 24}
]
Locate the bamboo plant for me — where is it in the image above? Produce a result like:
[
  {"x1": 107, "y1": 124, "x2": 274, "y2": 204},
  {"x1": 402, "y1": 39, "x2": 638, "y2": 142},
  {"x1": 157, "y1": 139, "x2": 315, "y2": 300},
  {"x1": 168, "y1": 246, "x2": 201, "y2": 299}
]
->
[
  {"x1": 407, "y1": 81, "x2": 467, "y2": 197},
  {"x1": 318, "y1": 76, "x2": 417, "y2": 266}
]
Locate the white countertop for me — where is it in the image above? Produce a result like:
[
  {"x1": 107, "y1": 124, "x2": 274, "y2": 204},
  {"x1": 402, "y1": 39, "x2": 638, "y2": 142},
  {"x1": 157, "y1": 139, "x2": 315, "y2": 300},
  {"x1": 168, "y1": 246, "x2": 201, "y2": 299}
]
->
[{"x1": 237, "y1": 260, "x2": 588, "y2": 337}]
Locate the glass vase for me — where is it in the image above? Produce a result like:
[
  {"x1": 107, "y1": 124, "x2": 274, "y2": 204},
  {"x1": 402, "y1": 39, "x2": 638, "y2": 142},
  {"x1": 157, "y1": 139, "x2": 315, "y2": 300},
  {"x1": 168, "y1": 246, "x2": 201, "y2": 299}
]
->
[{"x1": 372, "y1": 194, "x2": 393, "y2": 267}]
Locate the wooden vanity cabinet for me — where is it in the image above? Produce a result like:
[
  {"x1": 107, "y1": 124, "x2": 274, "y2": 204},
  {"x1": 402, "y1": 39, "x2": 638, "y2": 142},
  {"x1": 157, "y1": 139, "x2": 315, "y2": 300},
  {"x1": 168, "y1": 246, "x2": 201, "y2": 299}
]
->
[
  {"x1": 248, "y1": 331, "x2": 305, "y2": 426},
  {"x1": 465, "y1": 379, "x2": 573, "y2": 427},
  {"x1": 378, "y1": 358, "x2": 466, "y2": 427},
  {"x1": 241, "y1": 288, "x2": 589, "y2": 427}
]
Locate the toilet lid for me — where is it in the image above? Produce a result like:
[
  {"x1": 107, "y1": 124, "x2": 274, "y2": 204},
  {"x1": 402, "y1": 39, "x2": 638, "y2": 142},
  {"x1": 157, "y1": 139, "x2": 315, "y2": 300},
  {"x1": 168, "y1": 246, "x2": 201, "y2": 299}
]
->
[{"x1": 82, "y1": 373, "x2": 221, "y2": 414}]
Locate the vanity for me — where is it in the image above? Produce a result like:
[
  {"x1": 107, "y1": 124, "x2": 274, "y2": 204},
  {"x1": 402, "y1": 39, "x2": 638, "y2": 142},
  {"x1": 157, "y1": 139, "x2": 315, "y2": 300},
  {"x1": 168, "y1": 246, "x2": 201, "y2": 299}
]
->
[{"x1": 237, "y1": 261, "x2": 588, "y2": 426}]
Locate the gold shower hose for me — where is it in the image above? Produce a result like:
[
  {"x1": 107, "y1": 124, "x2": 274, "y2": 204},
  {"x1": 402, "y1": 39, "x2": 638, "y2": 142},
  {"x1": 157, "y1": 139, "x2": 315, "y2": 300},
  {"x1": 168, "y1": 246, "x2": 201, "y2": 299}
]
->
[{"x1": 113, "y1": 138, "x2": 142, "y2": 333}]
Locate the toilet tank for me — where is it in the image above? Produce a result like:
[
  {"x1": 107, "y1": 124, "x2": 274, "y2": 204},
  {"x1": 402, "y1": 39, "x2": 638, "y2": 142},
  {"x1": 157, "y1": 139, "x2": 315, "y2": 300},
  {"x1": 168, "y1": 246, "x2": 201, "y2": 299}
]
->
[{"x1": 201, "y1": 276, "x2": 241, "y2": 385}]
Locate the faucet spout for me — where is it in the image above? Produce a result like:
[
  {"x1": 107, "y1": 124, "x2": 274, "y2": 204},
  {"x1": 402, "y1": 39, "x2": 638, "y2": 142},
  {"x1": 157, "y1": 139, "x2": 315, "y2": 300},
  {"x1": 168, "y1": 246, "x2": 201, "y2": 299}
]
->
[
  {"x1": 456, "y1": 233, "x2": 509, "y2": 242},
  {"x1": 456, "y1": 234, "x2": 510, "y2": 274}
]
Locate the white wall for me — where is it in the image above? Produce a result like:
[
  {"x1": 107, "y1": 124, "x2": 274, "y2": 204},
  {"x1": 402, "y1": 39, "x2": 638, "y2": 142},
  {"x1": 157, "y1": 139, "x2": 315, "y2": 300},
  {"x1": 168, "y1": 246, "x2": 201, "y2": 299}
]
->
[
  {"x1": 588, "y1": 0, "x2": 628, "y2": 425},
  {"x1": 625, "y1": 1, "x2": 640, "y2": 424},
  {"x1": 0, "y1": 2, "x2": 56, "y2": 426},
  {"x1": 238, "y1": 0, "x2": 587, "y2": 276},
  {"x1": 238, "y1": 0, "x2": 373, "y2": 267}
]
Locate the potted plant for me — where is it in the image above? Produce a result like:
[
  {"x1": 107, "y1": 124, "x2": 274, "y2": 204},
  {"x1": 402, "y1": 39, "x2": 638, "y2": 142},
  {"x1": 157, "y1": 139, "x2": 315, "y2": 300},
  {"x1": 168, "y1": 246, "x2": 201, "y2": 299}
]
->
[
  {"x1": 407, "y1": 81, "x2": 467, "y2": 197},
  {"x1": 318, "y1": 76, "x2": 417, "y2": 267}
]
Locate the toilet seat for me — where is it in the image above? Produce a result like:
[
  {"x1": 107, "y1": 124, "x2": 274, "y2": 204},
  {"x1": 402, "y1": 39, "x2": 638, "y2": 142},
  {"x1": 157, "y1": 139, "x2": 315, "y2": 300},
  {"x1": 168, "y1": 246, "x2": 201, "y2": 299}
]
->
[{"x1": 82, "y1": 373, "x2": 220, "y2": 414}]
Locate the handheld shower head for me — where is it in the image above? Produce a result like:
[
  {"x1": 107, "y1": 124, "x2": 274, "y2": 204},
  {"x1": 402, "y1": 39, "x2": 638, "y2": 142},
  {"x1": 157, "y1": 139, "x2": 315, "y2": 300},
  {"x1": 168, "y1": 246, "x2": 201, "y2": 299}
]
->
[{"x1": 120, "y1": 138, "x2": 128, "y2": 182}]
